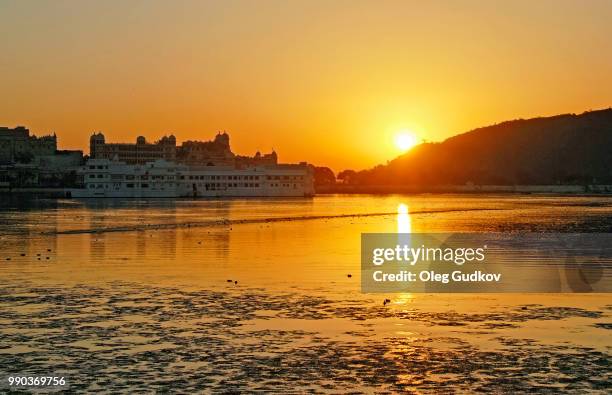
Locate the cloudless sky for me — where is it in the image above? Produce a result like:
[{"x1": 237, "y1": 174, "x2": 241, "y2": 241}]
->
[{"x1": 1, "y1": 0, "x2": 611, "y2": 170}]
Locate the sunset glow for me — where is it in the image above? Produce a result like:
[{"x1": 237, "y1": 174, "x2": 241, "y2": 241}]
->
[
  {"x1": 395, "y1": 132, "x2": 418, "y2": 152},
  {"x1": 1, "y1": 1, "x2": 612, "y2": 171},
  {"x1": 397, "y1": 203, "x2": 411, "y2": 233},
  {"x1": 1, "y1": 1, "x2": 611, "y2": 392}
]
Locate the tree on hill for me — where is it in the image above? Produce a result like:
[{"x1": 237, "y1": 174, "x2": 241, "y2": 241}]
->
[{"x1": 312, "y1": 166, "x2": 336, "y2": 186}]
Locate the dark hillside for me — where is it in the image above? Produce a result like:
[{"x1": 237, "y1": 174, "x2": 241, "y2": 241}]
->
[{"x1": 352, "y1": 109, "x2": 612, "y2": 185}]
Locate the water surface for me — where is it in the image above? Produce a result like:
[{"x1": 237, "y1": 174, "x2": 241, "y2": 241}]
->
[{"x1": 0, "y1": 195, "x2": 610, "y2": 392}]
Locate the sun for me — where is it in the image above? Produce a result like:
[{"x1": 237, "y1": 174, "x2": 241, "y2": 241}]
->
[{"x1": 395, "y1": 131, "x2": 418, "y2": 151}]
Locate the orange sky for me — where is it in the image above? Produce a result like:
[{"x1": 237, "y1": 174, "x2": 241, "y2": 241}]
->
[{"x1": 1, "y1": 1, "x2": 611, "y2": 171}]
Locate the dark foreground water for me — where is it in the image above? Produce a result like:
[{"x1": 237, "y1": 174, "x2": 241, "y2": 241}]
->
[{"x1": 0, "y1": 195, "x2": 610, "y2": 393}]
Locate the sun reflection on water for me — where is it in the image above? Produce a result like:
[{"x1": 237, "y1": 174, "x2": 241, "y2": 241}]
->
[
  {"x1": 397, "y1": 204, "x2": 413, "y2": 301},
  {"x1": 397, "y1": 203, "x2": 411, "y2": 233}
]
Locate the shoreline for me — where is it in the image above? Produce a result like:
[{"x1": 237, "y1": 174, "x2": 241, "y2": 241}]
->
[
  {"x1": 316, "y1": 184, "x2": 612, "y2": 195},
  {"x1": 2, "y1": 185, "x2": 612, "y2": 199}
]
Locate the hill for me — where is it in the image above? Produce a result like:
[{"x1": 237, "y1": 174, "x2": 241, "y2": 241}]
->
[{"x1": 347, "y1": 109, "x2": 612, "y2": 186}]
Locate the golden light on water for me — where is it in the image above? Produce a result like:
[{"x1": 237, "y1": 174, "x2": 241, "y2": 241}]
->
[
  {"x1": 397, "y1": 203, "x2": 412, "y2": 301},
  {"x1": 394, "y1": 292, "x2": 414, "y2": 305},
  {"x1": 397, "y1": 203, "x2": 411, "y2": 233}
]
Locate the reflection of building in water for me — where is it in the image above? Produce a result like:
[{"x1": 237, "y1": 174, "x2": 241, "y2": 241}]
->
[
  {"x1": 137, "y1": 202, "x2": 178, "y2": 259},
  {"x1": 90, "y1": 232, "x2": 107, "y2": 259},
  {"x1": 208, "y1": 229, "x2": 231, "y2": 261},
  {"x1": 135, "y1": 229, "x2": 147, "y2": 259},
  {"x1": 209, "y1": 202, "x2": 231, "y2": 261},
  {"x1": 80, "y1": 199, "x2": 180, "y2": 261},
  {"x1": 5, "y1": 198, "x2": 60, "y2": 257},
  {"x1": 179, "y1": 202, "x2": 231, "y2": 262},
  {"x1": 88, "y1": 208, "x2": 109, "y2": 259},
  {"x1": 154, "y1": 229, "x2": 177, "y2": 259}
]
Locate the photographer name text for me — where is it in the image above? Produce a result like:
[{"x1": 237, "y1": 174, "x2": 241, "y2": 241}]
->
[{"x1": 372, "y1": 270, "x2": 501, "y2": 283}]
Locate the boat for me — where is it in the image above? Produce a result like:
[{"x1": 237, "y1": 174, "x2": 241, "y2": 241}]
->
[{"x1": 70, "y1": 158, "x2": 315, "y2": 198}]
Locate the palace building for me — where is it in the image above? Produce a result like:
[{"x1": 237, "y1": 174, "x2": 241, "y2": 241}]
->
[
  {"x1": 89, "y1": 133, "x2": 176, "y2": 164},
  {"x1": 176, "y1": 132, "x2": 235, "y2": 166},
  {"x1": 0, "y1": 126, "x2": 57, "y2": 164},
  {"x1": 90, "y1": 131, "x2": 278, "y2": 167}
]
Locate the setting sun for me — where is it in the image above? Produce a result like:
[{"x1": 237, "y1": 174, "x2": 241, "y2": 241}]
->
[
  {"x1": 395, "y1": 132, "x2": 418, "y2": 152},
  {"x1": 1, "y1": 1, "x2": 611, "y2": 392}
]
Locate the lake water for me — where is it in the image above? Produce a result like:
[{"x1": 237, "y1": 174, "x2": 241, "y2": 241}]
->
[{"x1": 0, "y1": 194, "x2": 610, "y2": 392}]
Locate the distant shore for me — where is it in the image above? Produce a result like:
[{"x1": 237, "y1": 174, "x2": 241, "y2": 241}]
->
[
  {"x1": 316, "y1": 184, "x2": 612, "y2": 195},
  {"x1": 2, "y1": 185, "x2": 612, "y2": 199},
  {"x1": 0, "y1": 187, "x2": 69, "y2": 198}
]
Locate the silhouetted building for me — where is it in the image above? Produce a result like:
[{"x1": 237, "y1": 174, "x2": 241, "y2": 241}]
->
[
  {"x1": 0, "y1": 126, "x2": 83, "y2": 188},
  {"x1": 90, "y1": 132, "x2": 176, "y2": 164},
  {"x1": 235, "y1": 151, "x2": 278, "y2": 167},
  {"x1": 176, "y1": 131, "x2": 278, "y2": 167},
  {"x1": 176, "y1": 132, "x2": 234, "y2": 166},
  {"x1": 37, "y1": 150, "x2": 84, "y2": 169},
  {"x1": 89, "y1": 130, "x2": 278, "y2": 167},
  {"x1": 0, "y1": 126, "x2": 57, "y2": 164}
]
